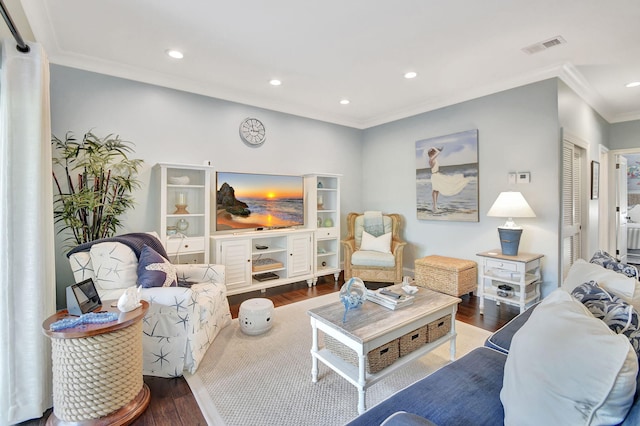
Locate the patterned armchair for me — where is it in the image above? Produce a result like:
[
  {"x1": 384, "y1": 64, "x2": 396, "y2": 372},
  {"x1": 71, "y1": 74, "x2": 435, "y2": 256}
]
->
[
  {"x1": 342, "y1": 212, "x2": 407, "y2": 283},
  {"x1": 67, "y1": 232, "x2": 231, "y2": 377}
]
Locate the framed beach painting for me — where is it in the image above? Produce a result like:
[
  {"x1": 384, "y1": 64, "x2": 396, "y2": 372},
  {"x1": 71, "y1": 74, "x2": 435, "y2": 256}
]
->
[{"x1": 415, "y1": 129, "x2": 479, "y2": 222}]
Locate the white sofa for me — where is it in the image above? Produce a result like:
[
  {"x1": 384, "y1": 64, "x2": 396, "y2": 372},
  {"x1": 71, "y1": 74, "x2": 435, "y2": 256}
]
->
[{"x1": 67, "y1": 233, "x2": 231, "y2": 377}]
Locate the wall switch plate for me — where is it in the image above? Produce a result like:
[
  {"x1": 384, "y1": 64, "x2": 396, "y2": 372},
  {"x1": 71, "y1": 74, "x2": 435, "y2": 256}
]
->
[
  {"x1": 508, "y1": 173, "x2": 517, "y2": 184},
  {"x1": 517, "y1": 172, "x2": 531, "y2": 183}
]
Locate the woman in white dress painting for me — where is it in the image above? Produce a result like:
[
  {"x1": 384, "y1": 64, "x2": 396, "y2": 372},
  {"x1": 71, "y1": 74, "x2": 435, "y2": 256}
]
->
[{"x1": 428, "y1": 146, "x2": 470, "y2": 213}]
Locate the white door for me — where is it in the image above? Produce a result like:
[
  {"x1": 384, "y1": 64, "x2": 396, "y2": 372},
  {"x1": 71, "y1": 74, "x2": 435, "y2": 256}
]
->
[
  {"x1": 561, "y1": 140, "x2": 585, "y2": 278},
  {"x1": 616, "y1": 155, "x2": 629, "y2": 262},
  {"x1": 288, "y1": 233, "x2": 312, "y2": 278},
  {"x1": 219, "y1": 239, "x2": 251, "y2": 288}
]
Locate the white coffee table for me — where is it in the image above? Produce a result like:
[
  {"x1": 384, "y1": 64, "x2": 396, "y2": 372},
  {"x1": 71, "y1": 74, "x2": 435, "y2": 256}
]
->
[{"x1": 308, "y1": 285, "x2": 460, "y2": 414}]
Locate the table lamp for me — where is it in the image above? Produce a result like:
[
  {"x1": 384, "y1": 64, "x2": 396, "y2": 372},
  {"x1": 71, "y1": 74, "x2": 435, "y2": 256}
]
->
[{"x1": 487, "y1": 191, "x2": 536, "y2": 256}]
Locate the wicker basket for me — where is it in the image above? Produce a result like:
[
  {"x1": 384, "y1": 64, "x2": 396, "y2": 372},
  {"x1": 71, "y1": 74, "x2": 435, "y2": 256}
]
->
[
  {"x1": 427, "y1": 315, "x2": 452, "y2": 343},
  {"x1": 415, "y1": 255, "x2": 477, "y2": 296},
  {"x1": 325, "y1": 334, "x2": 399, "y2": 374},
  {"x1": 399, "y1": 326, "x2": 428, "y2": 357}
]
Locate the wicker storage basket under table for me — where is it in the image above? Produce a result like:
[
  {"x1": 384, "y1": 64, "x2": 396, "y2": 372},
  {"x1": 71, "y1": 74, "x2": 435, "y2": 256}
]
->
[
  {"x1": 325, "y1": 334, "x2": 399, "y2": 374},
  {"x1": 399, "y1": 325, "x2": 428, "y2": 357},
  {"x1": 415, "y1": 255, "x2": 478, "y2": 296},
  {"x1": 427, "y1": 314, "x2": 452, "y2": 343}
]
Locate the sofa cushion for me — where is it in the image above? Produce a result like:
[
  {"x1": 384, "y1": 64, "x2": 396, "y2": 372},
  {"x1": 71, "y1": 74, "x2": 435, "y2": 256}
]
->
[
  {"x1": 571, "y1": 281, "x2": 640, "y2": 360},
  {"x1": 562, "y1": 259, "x2": 640, "y2": 311},
  {"x1": 89, "y1": 242, "x2": 138, "y2": 290},
  {"x1": 501, "y1": 289, "x2": 638, "y2": 426},
  {"x1": 360, "y1": 230, "x2": 392, "y2": 253},
  {"x1": 351, "y1": 250, "x2": 396, "y2": 267},
  {"x1": 346, "y1": 347, "x2": 507, "y2": 426},
  {"x1": 484, "y1": 302, "x2": 539, "y2": 354},
  {"x1": 137, "y1": 245, "x2": 178, "y2": 288},
  {"x1": 590, "y1": 250, "x2": 639, "y2": 279}
]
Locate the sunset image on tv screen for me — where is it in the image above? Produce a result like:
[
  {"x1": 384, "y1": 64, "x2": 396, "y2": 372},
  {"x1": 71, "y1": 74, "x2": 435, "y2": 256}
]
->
[{"x1": 216, "y1": 172, "x2": 304, "y2": 231}]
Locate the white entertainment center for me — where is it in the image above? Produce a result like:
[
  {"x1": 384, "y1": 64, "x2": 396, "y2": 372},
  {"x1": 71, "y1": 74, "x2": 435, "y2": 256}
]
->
[
  {"x1": 155, "y1": 164, "x2": 342, "y2": 296},
  {"x1": 210, "y1": 173, "x2": 342, "y2": 296}
]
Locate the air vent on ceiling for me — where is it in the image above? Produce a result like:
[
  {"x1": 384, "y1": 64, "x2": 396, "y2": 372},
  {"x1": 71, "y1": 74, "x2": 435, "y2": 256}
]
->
[{"x1": 522, "y1": 36, "x2": 567, "y2": 55}]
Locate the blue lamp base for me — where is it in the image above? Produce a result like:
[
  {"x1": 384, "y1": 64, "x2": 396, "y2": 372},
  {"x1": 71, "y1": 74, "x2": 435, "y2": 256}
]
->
[{"x1": 498, "y1": 227, "x2": 522, "y2": 256}]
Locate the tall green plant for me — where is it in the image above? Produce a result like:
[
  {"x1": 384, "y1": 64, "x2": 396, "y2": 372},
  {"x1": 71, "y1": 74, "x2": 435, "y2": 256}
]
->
[{"x1": 52, "y1": 131, "x2": 143, "y2": 246}]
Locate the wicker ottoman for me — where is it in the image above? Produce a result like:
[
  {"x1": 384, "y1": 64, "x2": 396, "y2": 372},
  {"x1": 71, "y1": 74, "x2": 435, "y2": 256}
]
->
[{"x1": 415, "y1": 255, "x2": 477, "y2": 296}]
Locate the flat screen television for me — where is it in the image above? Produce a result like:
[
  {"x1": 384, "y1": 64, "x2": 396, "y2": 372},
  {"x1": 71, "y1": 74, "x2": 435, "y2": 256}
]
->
[{"x1": 215, "y1": 171, "x2": 304, "y2": 231}]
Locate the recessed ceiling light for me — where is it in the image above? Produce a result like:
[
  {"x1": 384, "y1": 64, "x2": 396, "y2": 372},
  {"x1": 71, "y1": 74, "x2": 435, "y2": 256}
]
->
[
  {"x1": 340, "y1": 99, "x2": 350, "y2": 105},
  {"x1": 269, "y1": 79, "x2": 282, "y2": 86},
  {"x1": 404, "y1": 71, "x2": 418, "y2": 79},
  {"x1": 626, "y1": 81, "x2": 640, "y2": 88},
  {"x1": 166, "y1": 49, "x2": 184, "y2": 59}
]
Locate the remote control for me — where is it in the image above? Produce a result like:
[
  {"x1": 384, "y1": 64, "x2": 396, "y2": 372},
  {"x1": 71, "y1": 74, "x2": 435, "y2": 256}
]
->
[{"x1": 380, "y1": 289, "x2": 402, "y2": 299}]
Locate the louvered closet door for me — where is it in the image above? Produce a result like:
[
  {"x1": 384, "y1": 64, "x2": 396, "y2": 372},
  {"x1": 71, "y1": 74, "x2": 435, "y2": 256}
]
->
[{"x1": 562, "y1": 140, "x2": 584, "y2": 278}]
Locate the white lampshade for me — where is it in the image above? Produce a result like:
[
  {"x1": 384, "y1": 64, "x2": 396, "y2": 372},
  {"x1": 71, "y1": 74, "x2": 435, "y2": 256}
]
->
[{"x1": 487, "y1": 191, "x2": 535, "y2": 228}]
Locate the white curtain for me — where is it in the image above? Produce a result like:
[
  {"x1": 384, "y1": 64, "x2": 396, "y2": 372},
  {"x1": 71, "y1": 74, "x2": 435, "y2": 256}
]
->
[{"x1": 0, "y1": 39, "x2": 55, "y2": 425}]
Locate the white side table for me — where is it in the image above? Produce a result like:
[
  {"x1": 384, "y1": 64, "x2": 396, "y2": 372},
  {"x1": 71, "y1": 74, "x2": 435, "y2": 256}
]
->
[{"x1": 476, "y1": 250, "x2": 543, "y2": 314}]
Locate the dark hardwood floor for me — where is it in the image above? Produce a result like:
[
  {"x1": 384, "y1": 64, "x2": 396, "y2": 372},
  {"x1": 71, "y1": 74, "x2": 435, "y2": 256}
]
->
[{"x1": 22, "y1": 275, "x2": 519, "y2": 426}]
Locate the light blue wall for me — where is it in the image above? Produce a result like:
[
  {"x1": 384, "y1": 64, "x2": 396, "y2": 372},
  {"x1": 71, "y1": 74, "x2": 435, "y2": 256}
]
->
[
  {"x1": 557, "y1": 81, "x2": 611, "y2": 258},
  {"x1": 610, "y1": 120, "x2": 640, "y2": 150},
  {"x1": 50, "y1": 65, "x2": 363, "y2": 306},
  {"x1": 50, "y1": 65, "x2": 606, "y2": 304},
  {"x1": 361, "y1": 80, "x2": 561, "y2": 296}
]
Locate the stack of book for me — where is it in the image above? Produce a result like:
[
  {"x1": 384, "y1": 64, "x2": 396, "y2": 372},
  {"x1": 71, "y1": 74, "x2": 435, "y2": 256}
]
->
[{"x1": 366, "y1": 288, "x2": 414, "y2": 310}]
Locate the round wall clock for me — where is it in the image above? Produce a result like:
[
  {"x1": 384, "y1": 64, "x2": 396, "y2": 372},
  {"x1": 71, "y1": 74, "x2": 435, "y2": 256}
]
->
[{"x1": 239, "y1": 117, "x2": 266, "y2": 146}]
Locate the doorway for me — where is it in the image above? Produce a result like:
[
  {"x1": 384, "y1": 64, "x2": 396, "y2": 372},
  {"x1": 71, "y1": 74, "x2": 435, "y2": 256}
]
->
[{"x1": 613, "y1": 150, "x2": 640, "y2": 265}]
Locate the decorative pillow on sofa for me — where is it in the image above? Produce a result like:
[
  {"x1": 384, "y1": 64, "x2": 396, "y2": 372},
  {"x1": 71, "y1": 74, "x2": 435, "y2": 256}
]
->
[
  {"x1": 501, "y1": 289, "x2": 639, "y2": 426},
  {"x1": 590, "y1": 250, "x2": 639, "y2": 279},
  {"x1": 563, "y1": 259, "x2": 640, "y2": 311},
  {"x1": 89, "y1": 242, "x2": 138, "y2": 290},
  {"x1": 360, "y1": 231, "x2": 392, "y2": 253},
  {"x1": 571, "y1": 281, "x2": 640, "y2": 360},
  {"x1": 137, "y1": 245, "x2": 177, "y2": 288}
]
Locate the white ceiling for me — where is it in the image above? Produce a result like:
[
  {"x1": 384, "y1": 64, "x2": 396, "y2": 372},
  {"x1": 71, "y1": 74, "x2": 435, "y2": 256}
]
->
[{"x1": 3, "y1": 0, "x2": 640, "y2": 129}]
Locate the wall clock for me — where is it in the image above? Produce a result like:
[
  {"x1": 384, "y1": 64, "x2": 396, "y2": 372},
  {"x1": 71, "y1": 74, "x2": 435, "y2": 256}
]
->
[{"x1": 239, "y1": 117, "x2": 266, "y2": 146}]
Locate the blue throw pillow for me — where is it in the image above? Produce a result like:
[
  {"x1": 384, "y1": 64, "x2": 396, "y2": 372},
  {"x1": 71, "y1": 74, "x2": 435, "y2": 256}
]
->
[
  {"x1": 590, "y1": 250, "x2": 639, "y2": 279},
  {"x1": 137, "y1": 245, "x2": 177, "y2": 288},
  {"x1": 572, "y1": 281, "x2": 640, "y2": 360}
]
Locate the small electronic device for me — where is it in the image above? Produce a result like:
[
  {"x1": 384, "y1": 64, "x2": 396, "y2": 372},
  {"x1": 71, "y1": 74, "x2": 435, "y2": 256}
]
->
[
  {"x1": 66, "y1": 278, "x2": 102, "y2": 316},
  {"x1": 380, "y1": 289, "x2": 402, "y2": 299}
]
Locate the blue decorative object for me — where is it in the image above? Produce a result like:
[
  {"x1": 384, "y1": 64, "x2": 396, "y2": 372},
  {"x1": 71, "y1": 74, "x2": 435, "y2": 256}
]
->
[
  {"x1": 340, "y1": 277, "x2": 367, "y2": 322},
  {"x1": 50, "y1": 311, "x2": 119, "y2": 331}
]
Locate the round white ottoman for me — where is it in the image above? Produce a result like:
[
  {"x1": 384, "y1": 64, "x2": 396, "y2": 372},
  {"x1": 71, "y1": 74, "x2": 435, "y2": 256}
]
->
[{"x1": 239, "y1": 298, "x2": 275, "y2": 335}]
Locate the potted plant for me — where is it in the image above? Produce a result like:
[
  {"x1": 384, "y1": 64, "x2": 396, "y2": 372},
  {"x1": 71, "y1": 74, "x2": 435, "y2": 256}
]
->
[{"x1": 52, "y1": 130, "x2": 143, "y2": 247}]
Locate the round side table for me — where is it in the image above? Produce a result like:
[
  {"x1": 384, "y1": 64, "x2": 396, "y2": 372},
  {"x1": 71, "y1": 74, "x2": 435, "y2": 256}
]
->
[{"x1": 42, "y1": 300, "x2": 150, "y2": 426}]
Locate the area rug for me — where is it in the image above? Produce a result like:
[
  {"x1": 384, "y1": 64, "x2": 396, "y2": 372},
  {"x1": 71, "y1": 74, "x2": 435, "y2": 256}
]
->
[{"x1": 185, "y1": 293, "x2": 491, "y2": 426}]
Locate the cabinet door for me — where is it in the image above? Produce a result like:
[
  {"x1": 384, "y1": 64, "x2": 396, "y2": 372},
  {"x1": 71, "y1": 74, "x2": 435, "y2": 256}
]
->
[
  {"x1": 288, "y1": 233, "x2": 312, "y2": 278},
  {"x1": 219, "y1": 239, "x2": 251, "y2": 289}
]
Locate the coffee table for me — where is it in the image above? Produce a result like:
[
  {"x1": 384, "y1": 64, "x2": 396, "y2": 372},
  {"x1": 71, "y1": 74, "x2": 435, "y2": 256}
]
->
[{"x1": 308, "y1": 285, "x2": 461, "y2": 414}]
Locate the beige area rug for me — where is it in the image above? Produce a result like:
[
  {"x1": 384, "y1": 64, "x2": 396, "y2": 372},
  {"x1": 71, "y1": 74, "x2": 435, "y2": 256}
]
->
[{"x1": 185, "y1": 293, "x2": 491, "y2": 426}]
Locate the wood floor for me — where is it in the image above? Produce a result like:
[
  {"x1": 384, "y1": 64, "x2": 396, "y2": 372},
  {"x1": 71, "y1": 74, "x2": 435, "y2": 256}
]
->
[{"x1": 22, "y1": 275, "x2": 520, "y2": 426}]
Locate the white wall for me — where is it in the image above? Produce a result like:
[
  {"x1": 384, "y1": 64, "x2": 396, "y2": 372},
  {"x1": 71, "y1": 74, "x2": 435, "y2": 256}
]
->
[
  {"x1": 50, "y1": 65, "x2": 363, "y2": 307},
  {"x1": 361, "y1": 80, "x2": 561, "y2": 296}
]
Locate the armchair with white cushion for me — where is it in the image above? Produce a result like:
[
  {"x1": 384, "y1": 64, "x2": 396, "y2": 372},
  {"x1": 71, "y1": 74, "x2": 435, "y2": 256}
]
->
[
  {"x1": 67, "y1": 232, "x2": 231, "y2": 377},
  {"x1": 342, "y1": 212, "x2": 407, "y2": 283}
]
